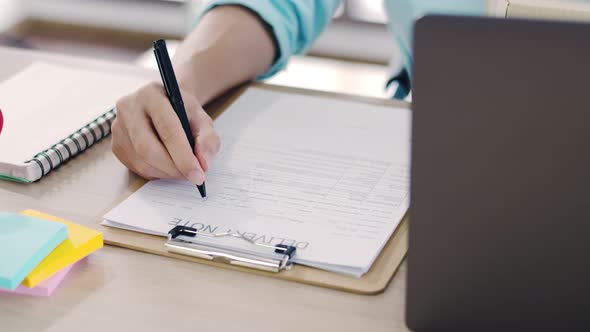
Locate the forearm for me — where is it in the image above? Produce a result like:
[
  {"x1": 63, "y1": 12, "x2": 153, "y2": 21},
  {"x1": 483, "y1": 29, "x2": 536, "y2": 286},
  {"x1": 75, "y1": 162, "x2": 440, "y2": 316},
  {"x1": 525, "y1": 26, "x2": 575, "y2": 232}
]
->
[{"x1": 172, "y1": 5, "x2": 276, "y2": 105}]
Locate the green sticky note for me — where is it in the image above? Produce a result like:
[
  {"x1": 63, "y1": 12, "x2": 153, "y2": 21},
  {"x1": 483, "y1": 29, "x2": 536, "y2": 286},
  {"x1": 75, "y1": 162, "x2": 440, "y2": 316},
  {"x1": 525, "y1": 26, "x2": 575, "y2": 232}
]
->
[{"x1": 0, "y1": 213, "x2": 67, "y2": 290}]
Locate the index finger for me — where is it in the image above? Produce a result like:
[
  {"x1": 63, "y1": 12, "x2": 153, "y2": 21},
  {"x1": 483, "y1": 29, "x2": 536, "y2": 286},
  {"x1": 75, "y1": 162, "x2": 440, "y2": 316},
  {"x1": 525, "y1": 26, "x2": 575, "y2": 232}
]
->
[{"x1": 140, "y1": 84, "x2": 204, "y2": 185}]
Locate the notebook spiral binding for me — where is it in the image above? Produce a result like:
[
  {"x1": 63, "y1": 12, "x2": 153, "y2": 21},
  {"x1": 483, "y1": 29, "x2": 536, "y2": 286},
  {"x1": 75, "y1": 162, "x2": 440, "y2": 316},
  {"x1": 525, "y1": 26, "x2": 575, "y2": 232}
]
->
[{"x1": 25, "y1": 108, "x2": 116, "y2": 181}]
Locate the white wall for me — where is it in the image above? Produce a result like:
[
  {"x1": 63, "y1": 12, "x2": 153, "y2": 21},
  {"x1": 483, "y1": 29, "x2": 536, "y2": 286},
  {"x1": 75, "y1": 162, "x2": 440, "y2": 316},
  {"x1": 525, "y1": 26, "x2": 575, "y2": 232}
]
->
[
  {"x1": 0, "y1": 0, "x2": 23, "y2": 31},
  {"x1": 9, "y1": 0, "x2": 393, "y2": 63},
  {"x1": 23, "y1": 0, "x2": 197, "y2": 36}
]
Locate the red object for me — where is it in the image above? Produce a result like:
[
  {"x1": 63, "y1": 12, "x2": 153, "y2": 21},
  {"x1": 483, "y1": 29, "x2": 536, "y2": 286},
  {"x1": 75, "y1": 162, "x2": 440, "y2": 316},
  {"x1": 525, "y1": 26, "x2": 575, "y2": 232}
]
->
[{"x1": 0, "y1": 108, "x2": 3, "y2": 135}]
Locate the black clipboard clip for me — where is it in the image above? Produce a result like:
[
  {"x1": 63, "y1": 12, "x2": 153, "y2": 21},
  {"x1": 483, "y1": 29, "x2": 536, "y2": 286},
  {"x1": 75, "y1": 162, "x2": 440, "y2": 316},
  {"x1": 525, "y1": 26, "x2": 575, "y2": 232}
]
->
[{"x1": 165, "y1": 226, "x2": 297, "y2": 273}]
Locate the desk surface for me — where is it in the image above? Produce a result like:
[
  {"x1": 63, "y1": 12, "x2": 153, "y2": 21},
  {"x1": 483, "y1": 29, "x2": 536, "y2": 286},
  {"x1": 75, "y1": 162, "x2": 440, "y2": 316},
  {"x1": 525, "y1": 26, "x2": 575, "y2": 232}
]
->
[{"x1": 0, "y1": 48, "x2": 410, "y2": 332}]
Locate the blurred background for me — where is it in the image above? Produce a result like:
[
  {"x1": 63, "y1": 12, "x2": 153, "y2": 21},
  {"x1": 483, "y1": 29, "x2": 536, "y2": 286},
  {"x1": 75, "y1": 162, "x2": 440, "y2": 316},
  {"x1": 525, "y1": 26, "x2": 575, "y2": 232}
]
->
[
  {"x1": 1, "y1": 1, "x2": 588, "y2": 100},
  {"x1": 0, "y1": 0, "x2": 398, "y2": 99}
]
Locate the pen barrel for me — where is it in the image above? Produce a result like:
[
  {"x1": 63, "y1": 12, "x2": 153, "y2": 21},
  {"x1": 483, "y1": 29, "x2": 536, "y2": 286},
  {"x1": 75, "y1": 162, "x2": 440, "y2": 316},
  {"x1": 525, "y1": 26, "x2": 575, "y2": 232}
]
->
[{"x1": 172, "y1": 100, "x2": 195, "y2": 151}]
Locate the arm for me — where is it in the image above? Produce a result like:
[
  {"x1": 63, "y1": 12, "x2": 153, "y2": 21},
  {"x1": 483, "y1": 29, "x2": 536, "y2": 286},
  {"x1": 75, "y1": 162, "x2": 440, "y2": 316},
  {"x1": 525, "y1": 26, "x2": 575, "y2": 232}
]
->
[
  {"x1": 172, "y1": 5, "x2": 276, "y2": 105},
  {"x1": 386, "y1": 0, "x2": 487, "y2": 77},
  {"x1": 112, "y1": 1, "x2": 340, "y2": 184}
]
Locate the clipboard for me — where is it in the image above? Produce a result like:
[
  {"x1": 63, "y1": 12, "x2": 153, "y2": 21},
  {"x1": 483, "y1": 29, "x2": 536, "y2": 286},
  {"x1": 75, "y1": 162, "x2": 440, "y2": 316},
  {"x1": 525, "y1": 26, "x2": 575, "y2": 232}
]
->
[{"x1": 96, "y1": 84, "x2": 410, "y2": 295}]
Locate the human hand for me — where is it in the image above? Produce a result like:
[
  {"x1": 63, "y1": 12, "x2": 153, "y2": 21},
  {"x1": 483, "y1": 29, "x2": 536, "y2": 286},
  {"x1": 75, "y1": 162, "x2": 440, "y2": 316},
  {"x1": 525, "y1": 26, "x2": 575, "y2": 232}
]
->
[{"x1": 112, "y1": 82, "x2": 220, "y2": 184}]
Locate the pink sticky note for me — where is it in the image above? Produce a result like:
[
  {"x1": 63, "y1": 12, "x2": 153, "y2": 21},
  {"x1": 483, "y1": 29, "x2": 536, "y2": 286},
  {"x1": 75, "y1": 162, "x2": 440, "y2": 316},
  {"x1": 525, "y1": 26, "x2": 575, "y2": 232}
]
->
[{"x1": 0, "y1": 260, "x2": 80, "y2": 297}]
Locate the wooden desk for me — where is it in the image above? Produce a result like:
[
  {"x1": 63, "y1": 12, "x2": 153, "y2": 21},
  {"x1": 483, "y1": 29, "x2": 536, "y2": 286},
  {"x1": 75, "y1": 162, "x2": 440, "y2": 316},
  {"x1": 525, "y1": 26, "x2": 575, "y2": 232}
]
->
[{"x1": 0, "y1": 49, "x2": 410, "y2": 332}]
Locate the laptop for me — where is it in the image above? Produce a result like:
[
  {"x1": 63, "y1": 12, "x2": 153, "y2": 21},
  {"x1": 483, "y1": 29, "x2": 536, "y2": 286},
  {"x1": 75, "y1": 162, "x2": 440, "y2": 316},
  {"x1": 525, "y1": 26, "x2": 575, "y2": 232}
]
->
[{"x1": 408, "y1": 15, "x2": 590, "y2": 331}]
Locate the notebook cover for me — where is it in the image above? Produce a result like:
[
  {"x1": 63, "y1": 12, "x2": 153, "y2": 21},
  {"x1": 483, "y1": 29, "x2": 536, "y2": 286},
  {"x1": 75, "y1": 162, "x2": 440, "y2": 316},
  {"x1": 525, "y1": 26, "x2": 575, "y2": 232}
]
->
[
  {"x1": 0, "y1": 61, "x2": 147, "y2": 183},
  {"x1": 19, "y1": 210, "x2": 103, "y2": 288},
  {"x1": 0, "y1": 213, "x2": 67, "y2": 290},
  {"x1": 0, "y1": 261, "x2": 78, "y2": 297}
]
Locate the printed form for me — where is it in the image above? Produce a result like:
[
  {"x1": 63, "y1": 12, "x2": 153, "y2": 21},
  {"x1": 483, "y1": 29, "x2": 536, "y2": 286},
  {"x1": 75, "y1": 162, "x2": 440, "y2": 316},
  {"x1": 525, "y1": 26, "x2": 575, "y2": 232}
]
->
[{"x1": 103, "y1": 87, "x2": 411, "y2": 277}]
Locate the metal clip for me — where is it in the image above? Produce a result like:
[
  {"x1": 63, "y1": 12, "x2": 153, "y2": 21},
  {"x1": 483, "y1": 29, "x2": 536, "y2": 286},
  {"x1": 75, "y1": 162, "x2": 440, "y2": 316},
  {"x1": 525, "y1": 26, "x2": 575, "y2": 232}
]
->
[{"x1": 165, "y1": 226, "x2": 296, "y2": 273}]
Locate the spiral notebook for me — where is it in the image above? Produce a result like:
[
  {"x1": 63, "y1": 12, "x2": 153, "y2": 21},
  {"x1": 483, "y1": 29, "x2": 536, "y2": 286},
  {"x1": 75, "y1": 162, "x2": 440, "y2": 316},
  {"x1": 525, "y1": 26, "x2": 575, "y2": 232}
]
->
[{"x1": 0, "y1": 61, "x2": 147, "y2": 183}]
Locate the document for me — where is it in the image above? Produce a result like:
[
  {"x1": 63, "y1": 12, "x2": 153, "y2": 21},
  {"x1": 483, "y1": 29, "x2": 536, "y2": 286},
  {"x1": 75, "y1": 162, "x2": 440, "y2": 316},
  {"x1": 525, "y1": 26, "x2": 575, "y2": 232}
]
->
[{"x1": 104, "y1": 87, "x2": 411, "y2": 277}]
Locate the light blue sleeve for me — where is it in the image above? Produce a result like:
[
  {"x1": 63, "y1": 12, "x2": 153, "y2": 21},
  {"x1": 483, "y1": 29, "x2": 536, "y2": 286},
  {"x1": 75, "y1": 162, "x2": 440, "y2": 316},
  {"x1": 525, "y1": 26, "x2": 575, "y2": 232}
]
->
[
  {"x1": 385, "y1": 0, "x2": 487, "y2": 77},
  {"x1": 198, "y1": 0, "x2": 342, "y2": 79}
]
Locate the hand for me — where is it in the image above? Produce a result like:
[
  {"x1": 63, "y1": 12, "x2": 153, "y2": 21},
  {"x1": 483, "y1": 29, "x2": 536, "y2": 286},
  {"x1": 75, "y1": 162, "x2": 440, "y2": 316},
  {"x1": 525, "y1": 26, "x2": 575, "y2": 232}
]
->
[{"x1": 112, "y1": 82, "x2": 220, "y2": 184}]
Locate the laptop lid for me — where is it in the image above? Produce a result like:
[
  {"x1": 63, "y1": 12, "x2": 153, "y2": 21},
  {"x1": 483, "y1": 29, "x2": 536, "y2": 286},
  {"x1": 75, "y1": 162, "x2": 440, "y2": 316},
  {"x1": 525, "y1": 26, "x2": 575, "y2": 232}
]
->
[{"x1": 408, "y1": 15, "x2": 590, "y2": 331}]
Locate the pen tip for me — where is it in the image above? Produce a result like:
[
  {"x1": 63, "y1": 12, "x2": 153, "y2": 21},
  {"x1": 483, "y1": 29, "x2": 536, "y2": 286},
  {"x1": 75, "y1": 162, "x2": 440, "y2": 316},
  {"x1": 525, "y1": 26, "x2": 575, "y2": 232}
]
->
[{"x1": 197, "y1": 183, "x2": 207, "y2": 200}]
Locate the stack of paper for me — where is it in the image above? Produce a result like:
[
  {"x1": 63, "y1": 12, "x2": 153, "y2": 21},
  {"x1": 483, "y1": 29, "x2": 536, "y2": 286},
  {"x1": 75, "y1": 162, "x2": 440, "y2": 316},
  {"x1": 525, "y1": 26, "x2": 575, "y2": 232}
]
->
[
  {"x1": 0, "y1": 210, "x2": 103, "y2": 296},
  {"x1": 103, "y1": 87, "x2": 411, "y2": 277},
  {"x1": 0, "y1": 213, "x2": 67, "y2": 290}
]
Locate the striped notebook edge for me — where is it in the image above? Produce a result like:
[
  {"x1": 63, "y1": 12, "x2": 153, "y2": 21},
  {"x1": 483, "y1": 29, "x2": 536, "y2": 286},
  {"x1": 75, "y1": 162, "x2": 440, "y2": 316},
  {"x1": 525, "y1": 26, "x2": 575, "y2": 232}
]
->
[{"x1": 23, "y1": 108, "x2": 117, "y2": 182}]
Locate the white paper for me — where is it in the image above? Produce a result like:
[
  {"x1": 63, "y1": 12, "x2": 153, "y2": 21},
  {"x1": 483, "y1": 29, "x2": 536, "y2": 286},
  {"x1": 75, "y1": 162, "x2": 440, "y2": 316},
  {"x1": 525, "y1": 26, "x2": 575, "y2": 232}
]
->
[
  {"x1": 0, "y1": 62, "x2": 147, "y2": 164},
  {"x1": 104, "y1": 87, "x2": 411, "y2": 277}
]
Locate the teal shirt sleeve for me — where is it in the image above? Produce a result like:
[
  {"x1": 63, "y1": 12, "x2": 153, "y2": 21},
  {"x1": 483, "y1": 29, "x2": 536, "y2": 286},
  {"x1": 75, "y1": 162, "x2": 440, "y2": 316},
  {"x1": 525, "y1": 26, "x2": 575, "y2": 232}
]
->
[
  {"x1": 385, "y1": 0, "x2": 487, "y2": 77},
  {"x1": 198, "y1": 0, "x2": 341, "y2": 79}
]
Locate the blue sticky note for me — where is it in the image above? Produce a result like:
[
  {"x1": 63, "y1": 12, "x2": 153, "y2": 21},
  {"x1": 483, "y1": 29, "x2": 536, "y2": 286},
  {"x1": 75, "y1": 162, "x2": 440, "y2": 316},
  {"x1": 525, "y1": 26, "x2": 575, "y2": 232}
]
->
[{"x1": 0, "y1": 213, "x2": 67, "y2": 290}]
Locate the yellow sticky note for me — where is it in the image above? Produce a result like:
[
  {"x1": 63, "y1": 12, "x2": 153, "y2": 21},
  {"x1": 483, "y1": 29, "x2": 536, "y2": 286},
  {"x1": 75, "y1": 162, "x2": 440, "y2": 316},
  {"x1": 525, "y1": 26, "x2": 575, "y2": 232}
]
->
[{"x1": 19, "y1": 210, "x2": 103, "y2": 288}]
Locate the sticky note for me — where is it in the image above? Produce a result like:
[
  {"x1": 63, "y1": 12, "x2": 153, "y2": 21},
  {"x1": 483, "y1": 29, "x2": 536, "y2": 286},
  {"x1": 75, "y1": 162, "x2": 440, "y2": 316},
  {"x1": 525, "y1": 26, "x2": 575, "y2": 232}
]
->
[
  {"x1": 0, "y1": 260, "x2": 81, "y2": 297},
  {"x1": 19, "y1": 210, "x2": 103, "y2": 288},
  {"x1": 0, "y1": 213, "x2": 67, "y2": 290}
]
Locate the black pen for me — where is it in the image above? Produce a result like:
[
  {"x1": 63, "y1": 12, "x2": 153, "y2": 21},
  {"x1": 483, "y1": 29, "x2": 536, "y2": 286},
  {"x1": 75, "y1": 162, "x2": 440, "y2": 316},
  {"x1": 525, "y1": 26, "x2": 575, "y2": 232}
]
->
[{"x1": 153, "y1": 39, "x2": 207, "y2": 199}]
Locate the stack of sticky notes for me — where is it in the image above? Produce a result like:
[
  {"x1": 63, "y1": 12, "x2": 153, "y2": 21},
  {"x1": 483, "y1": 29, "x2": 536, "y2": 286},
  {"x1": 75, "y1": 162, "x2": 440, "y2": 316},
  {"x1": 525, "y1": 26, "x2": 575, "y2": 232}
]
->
[{"x1": 0, "y1": 210, "x2": 103, "y2": 296}]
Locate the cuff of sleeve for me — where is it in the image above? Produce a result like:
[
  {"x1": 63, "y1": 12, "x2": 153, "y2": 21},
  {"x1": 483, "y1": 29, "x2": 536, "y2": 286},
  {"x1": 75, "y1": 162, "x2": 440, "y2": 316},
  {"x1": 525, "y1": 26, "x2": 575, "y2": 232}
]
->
[{"x1": 196, "y1": 0, "x2": 292, "y2": 80}]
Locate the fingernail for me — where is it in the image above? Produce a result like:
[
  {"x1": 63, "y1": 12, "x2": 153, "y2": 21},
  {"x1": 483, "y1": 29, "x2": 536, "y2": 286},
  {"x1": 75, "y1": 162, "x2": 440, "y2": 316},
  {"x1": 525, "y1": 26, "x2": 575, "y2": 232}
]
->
[{"x1": 187, "y1": 169, "x2": 205, "y2": 185}]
